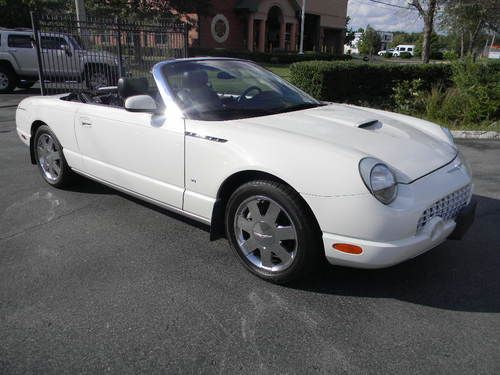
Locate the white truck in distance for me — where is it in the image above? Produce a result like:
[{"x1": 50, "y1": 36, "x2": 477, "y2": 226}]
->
[{"x1": 392, "y1": 44, "x2": 416, "y2": 57}]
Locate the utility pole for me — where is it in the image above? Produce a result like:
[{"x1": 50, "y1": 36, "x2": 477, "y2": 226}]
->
[
  {"x1": 75, "y1": 0, "x2": 88, "y2": 43},
  {"x1": 75, "y1": 0, "x2": 86, "y2": 23},
  {"x1": 299, "y1": 0, "x2": 306, "y2": 54}
]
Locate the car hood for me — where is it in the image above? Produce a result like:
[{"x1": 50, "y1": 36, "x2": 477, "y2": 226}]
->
[{"x1": 238, "y1": 103, "x2": 457, "y2": 182}]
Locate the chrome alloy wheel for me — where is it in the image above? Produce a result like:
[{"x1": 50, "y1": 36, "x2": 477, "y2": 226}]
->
[
  {"x1": 0, "y1": 72, "x2": 9, "y2": 90},
  {"x1": 234, "y1": 196, "x2": 298, "y2": 272},
  {"x1": 37, "y1": 133, "x2": 62, "y2": 181}
]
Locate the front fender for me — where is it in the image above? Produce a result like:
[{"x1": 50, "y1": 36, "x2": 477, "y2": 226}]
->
[{"x1": 185, "y1": 119, "x2": 366, "y2": 199}]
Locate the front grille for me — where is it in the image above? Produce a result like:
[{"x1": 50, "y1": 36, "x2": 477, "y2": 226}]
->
[{"x1": 417, "y1": 185, "x2": 472, "y2": 232}]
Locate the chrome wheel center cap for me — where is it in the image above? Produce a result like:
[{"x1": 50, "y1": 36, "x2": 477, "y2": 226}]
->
[{"x1": 253, "y1": 221, "x2": 275, "y2": 247}]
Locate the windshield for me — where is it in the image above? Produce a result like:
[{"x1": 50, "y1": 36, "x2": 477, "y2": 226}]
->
[
  {"x1": 67, "y1": 35, "x2": 83, "y2": 50},
  {"x1": 160, "y1": 59, "x2": 322, "y2": 121}
]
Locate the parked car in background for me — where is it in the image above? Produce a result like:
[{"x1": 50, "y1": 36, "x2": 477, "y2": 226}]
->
[
  {"x1": 392, "y1": 45, "x2": 416, "y2": 57},
  {"x1": 378, "y1": 48, "x2": 394, "y2": 56},
  {"x1": 15, "y1": 57, "x2": 476, "y2": 283},
  {"x1": 0, "y1": 28, "x2": 119, "y2": 93}
]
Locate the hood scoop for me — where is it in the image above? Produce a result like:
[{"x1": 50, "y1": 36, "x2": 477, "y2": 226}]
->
[
  {"x1": 358, "y1": 120, "x2": 383, "y2": 130},
  {"x1": 357, "y1": 119, "x2": 409, "y2": 139}
]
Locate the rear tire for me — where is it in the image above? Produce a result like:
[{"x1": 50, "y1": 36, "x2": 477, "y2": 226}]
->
[
  {"x1": 0, "y1": 66, "x2": 17, "y2": 93},
  {"x1": 34, "y1": 125, "x2": 77, "y2": 188},
  {"x1": 225, "y1": 180, "x2": 322, "y2": 284},
  {"x1": 17, "y1": 81, "x2": 36, "y2": 89}
]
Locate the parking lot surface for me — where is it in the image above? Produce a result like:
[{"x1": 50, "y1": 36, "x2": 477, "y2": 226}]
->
[{"x1": 1, "y1": 91, "x2": 499, "y2": 374}]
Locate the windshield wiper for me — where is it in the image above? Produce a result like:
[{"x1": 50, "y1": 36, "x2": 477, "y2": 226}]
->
[
  {"x1": 201, "y1": 108, "x2": 274, "y2": 116},
  {"x1": 192, "y1": 107, "x2": 274, "y2": 120},
  {"x1": 201, "y1": 108, "x2": 272, "y2": 114},
  {"x1": 272, "y1": 103, "x2": 325, "y2": 114}
]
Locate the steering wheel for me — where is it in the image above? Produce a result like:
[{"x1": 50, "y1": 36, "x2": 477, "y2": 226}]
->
[{"x1": 237, "y1": 86, "x2": 262, "y2": 103}]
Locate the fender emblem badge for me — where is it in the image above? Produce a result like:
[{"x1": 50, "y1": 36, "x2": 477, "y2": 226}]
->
[{"x1": 185, "y1": 132, "x2": 227, "y2": 143}]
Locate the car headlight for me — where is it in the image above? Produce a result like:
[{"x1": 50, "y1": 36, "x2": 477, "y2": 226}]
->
[
  {"x1": 359, "y1": 158, "x2": 398, "y2": 205},
  {"x1": 442, "y1": 127, "x2": 455, "y2": 146}
]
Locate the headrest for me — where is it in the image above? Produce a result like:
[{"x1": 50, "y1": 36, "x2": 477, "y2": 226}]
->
[
  {"x1": 118, "y1": 77, "x2": 149, "y2": 99},
  {"x1": 182, "y1": 70, "x2": 208, "y2": 89}
]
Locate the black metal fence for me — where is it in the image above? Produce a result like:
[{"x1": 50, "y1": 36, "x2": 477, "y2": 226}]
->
[{"x1": 31, "y1": 13, "x2": 188, "y2": 95}]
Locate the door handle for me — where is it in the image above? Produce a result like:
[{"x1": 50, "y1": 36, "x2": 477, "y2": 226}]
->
[{"x1": 80, "y1": 118, "x2": 92, "y2": 127}]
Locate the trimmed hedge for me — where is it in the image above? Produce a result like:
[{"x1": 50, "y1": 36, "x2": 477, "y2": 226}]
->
[
  {"x1": 289, "y1": 61, "x2": 453, "y2": 107},
  {"x1": 188, "y1": 48, "x2": 352, "y2": 64}
]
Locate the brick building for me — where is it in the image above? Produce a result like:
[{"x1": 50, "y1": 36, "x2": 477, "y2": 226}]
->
[{"x1": 189, "y1": 0, "x2": 348, "y2": 54}]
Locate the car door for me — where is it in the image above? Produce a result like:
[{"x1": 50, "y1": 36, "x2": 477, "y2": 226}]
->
[
  {"x1": 40, "y1": 35, "x2": 81, "y2": 79},
  {"x1": 7, "y1": 33, "x2": 38, "y2": 76},
  {"x1": 74, "y1": 103, "x2": 185, "y2": 208}
]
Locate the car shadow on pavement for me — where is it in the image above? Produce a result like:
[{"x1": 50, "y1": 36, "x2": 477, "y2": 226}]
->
[
  {"x1": 67, "y1": 176, "x2": 212, "y2": 232},
  {"x1": 65, "y1": 177, "x2": 114, "y2": 195},
  {"x1": 63, "y1": 178, "x2": 500, "y2": 313},
  {"x1": 291, "y1": 194, "x2": 500, "y2": 314}
]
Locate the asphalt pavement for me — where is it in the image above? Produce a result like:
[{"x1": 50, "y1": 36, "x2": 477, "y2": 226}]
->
[{"x1": 0, "y1": 91, "x2": 499, "y2": 374}]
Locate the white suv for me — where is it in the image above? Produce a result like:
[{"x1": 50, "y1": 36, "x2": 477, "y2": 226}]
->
[
  {"x1": 392, "y1": 44, "x2": 416, "y2": 57},
  {"x1": 0, "y1": 28, "x2": 119, "y2": 93}
]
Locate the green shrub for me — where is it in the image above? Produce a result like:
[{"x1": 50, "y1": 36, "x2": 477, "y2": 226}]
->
[
  {"x1": 289, "y1": 61, "x2": 452, "y2": 107},
  {"x1": 443, "y1": 50, "x2": 458, "y2": 61},
  {"x1": 392, "y1": 79, "x2": 427, "y2": 114},
  {"x1": 188, "y1": 48, "x2": 352, "y2": 64},
  {"x1": 399, "y1": 52, "x2": 412, "y2": 59},
  {"x1": 440, "y1": 59, "x2": 500, "y2": 124},
  {"x1": 432, "y1": 51, "x2": 445, "y2": 60},
  {"x1": 382, "y1": 52, "x2": 393, "y2": 58},
  {"x1": 393, "y1": 59, "x2": 500, "y2": 127},
  {"x1": 425, "y1": 86, "x2": 447, "y2": 120}
]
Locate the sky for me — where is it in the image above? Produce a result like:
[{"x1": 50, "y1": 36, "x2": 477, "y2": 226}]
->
[{"x1": 347, "y1": 0, "x2": 425, "y2": 33}]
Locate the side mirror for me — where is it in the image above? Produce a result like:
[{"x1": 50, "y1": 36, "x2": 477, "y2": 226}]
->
[
  {"x1": 61, "y1": 44, "x2": 72, "y2": 57},
  {"x1": 125, "y1": 95, "x2": 158, "y2": 114}
]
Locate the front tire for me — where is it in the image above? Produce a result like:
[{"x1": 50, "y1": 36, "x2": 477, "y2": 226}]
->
[
  {"x1": 0, "y1": 66, "x2": 17, "y2": 93},
  {"x1": 225, "y1": 180, "x2": 322, "y2": 284},
  {"x1": 34, "y1": 125, "x2": 77, "y2": 188}
]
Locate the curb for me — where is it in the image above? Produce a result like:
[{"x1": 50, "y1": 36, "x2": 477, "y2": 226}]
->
[{"x1": 452, "y1": 130, "x2": 500, "y2": 140}]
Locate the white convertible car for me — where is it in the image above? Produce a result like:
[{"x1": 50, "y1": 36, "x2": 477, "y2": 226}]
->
[{"x1": 16, "y1": 57, "x2": 476, "y2": 283}]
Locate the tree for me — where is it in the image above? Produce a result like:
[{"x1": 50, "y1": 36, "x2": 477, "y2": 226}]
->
[
  {"x1": 0, "y1": 0, "x2": 211, "y2": 28},
  {"x1": 409, "y1": 0, "x2": 439, "y2": 63},
  {"x1": 358, "y1": 26, "x2": 381, "y2": 56},
  {"x1": 390, "y1": 32, "x2": 421, "y2": 49},
  {"x1": 344, "y1": 16, "x2": 356, "y2": 46},
  {"x1": 0, "y1": 0, "x2": 67, "y2": 28},
  {"x1": 414, "y1": 32, "x2": 446, "y2": 58},
  {"x1": 83, "y1": 0, "x2": 211, "y2": 20},
  {"x1": 440, "y1": 0, "x2": 499, "y2": 57}
]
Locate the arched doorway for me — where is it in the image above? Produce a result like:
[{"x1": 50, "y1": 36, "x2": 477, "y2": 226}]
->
[
  {"x1": 266, "y1": 6, "x2": 283, "y2": 52},
  {"x1": 249, "y1": 0, "x2": 298, "y2": 53}
]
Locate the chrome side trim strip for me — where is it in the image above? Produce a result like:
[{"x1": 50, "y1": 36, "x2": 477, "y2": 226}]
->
[
  {"x1": 185, "y1": 131, "x2": 228, "y2": 143},
  {"x1": 71, "y1": 168, "x2": 212, "y2": 225}
]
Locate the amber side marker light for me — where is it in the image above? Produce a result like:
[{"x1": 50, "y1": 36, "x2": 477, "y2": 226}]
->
[{"x1": 333, "y1": 243, "x2": 363, "y2": 254}]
